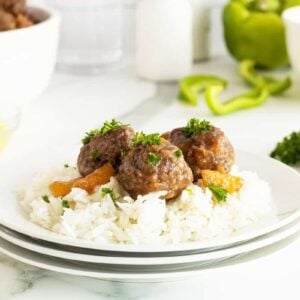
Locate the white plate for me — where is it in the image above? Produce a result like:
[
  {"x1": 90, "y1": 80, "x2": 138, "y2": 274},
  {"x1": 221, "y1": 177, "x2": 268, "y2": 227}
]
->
[
  {"x1": 0, "y1": 148, "x2": 299, "y2": 253},
  {"x1": 0, "y1": 220, "x2": 299, "y2": 282},
  {"x1": 0, "y1": 218, "x2": 299, "y2": 265}
]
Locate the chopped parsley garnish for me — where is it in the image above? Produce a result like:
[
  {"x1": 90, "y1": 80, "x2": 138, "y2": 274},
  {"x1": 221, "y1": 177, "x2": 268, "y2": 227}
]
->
[
  {"x1": 208, "y1": 184, "x2": 228, "y2": 203},
  {"x1": 270, "y1": 131, "x2": 300, "y2": 165},
  {"x1": 64, "y1": 164, "x2": 69, "y2": 168},
  {"x1": 100, "y1": 119, "x2": 125, "y2": 135},
  {"x1": 174, "y1": 149, "x2": 182, "y2": 158},
  {"x1": 90, "y1": 150, "x2": 102, "y2": 161},
  {"x1": 183, "y1": 118, "x2": 212, "y2": 137},
  {"x1": 148, "y1": 152, "x2": 161, "y2": 166},
  {"x1": 185, "y1": 187, "x2": 193, "y2": 195},
  {"x1": 62, "y1": 199, "x2": 70, "y2": 209},
  {"x1": 82, "y1": 129, "x2": 100, "y2": 145},
  {"x1": 132, "y1": 132, "x2": 161, "y2": 147},
  {"x1": 42, "y1": 195, "x2": 50, "y2": 203},
  {"x1": 101, "y1": 187, "x2": 118, "y2": 201}
]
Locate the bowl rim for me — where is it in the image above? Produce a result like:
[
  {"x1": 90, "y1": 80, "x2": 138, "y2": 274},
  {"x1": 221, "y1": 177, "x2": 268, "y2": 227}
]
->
[
  {"x1": 283, "y1": 6, "x2": 300, "y2": 25},
  {"x1": 0, "y1": 4, "x2": 61, "y2": 36}
]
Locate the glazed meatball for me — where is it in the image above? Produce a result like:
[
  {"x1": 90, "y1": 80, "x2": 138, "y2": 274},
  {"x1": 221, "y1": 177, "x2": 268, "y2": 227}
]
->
[
  {"x1": 117, "y1": 139, "x2": 193, "y2": 200},
  {"x1": 169, "y1": 126, "x2": 234, "y2": 181},
  {"x1": 78, "y1": 126, "x2": 135, "y2": 176},
  {"x1": 0, "y1": 9, "x2": 15, "y2": 30},
  {"x1": 0, "y1": 0, "x2": 25, "y2": 15}
]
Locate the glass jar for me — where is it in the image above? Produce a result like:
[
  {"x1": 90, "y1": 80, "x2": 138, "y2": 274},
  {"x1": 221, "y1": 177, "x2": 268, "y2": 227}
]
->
[{"x1": 48, "y1": 0, "x2": 123, "y2": 72}]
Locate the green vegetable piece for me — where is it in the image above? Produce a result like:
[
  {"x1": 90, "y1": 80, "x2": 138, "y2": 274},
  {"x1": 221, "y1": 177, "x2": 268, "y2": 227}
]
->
[
  {"x1": 174, "y1": 149, "x2": 182, "y2": 158},
  {"x1": 147, "y1": 152, "x2": 161, "y2": 166},
  {"x1": 223, "y1": 0, "x2": 296, "y2": 69},
  {"x1": 270, "y1": 131, "x2": 300, "y2": 165},
  {"x1": 239, "y1": 60, "x2": 292, "y2": 95},
  {"x1": 205, "y1": 84, "x2": 269, "y2": 115},
  {"x1": 82, "y1": 129, "x2": 100, "y2": 145},
  {"x1": 208, "y1": 184, "x2": 228, "y2": 203},
  {"x1": 183, "y1": 118, "x2": 212, "y2": 136},
  {"x1": 101, "y1": 187, "x2": 118, "y2": 201},
  {"x1": 132, "y1": 132, "x2": 161, "y2": 147},
  {"x1": 179, "y1": 75, "x2": 227, "y2": 106},
  {"x1": 100, "y1": 119, "x2": 126, "y2": 135},
  {"x1": 62, "y1": 199, "x2": 70, "y2": 209},
  {"x1": 90, "y1": 150, "x2": 102, "y2": 161},
  {"x1": 42, "y1": 195, "x2": 50, "y2": 203},
  {"x1": 64, "y1": 164, "x2": 69, "y2": 168}
]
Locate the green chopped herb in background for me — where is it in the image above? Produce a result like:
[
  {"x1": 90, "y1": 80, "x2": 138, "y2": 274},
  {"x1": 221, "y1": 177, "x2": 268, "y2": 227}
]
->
[
  {"x1": 132, "y1": 132, "x2": 161, "y2": 147},
  {"x1": 101, "y1": 187, "x2": 118, "y2": 201},
  {"x1": 64, "y1": 164, "x2": 69, "y2": 168},
  {"x1": 62, "y1": 199, "x2": 70, "y2": 209},
  {"x1": 174, "y1": 149, "x2": 182, "y2": 158},
  {"x1": 183, "y1": 118, "x2": 211, "y2": 137},
  {"x1": 100, "y1": 119, "x2": 125, "y2": 135},
  {"x1": 148, "y1": 152, "x2": 161, "y2": 166},
  {"x1": 42, "y1": 195, "x2": 50, "y2": 203},
  {"x1": 208, "y1": 184, "x2": 228, "y2": 203},
  {"x1": 90, "y1": 150, "x2": 102, "y2": 161},
  {"x1": 270, "y1": 131, "x2": 300, "y2": 165},
  {"x1": 82, "y1": 129, "x2": 100, "y2": 145}
]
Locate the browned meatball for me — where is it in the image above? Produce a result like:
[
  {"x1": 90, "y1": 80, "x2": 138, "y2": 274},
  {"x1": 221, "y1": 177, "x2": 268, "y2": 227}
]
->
[
  {"x1": 78, "y1": 126, "x2": 135, "y2": 176},
  {"x1": 0, "y1": 0, "x2": 25, "y2": 15},
  {"x1": 169, "y1": 126, "x2": 234, "y2": 181},
  {"x1": 0, "y1": 9, "x2": 15, "y2": 30},
  {"x1": 117, "y1": 139, "x2": 193, "y2": 200}
]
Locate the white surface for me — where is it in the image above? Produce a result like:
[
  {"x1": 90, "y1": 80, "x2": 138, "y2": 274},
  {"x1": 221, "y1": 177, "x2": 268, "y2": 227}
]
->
[
  {"x1": 0, "y1": 57, "x2": 300, "y2": 298},
  {"x1": 0, "y1": 5, "x2": 60, "y2": 106},
  {"x1": 1, "y1": 149, "x2": 299, "y2": 253},
  {"x1": 283, "y1": 6, "x2": 300, "y2": 75},
  {"x1": 136, "y1": 0, "x2": 192, "y2": 81}
]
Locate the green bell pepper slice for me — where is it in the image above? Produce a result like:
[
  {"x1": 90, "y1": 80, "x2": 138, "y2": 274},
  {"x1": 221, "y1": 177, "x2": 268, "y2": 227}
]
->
[
  {"x1": 205, "y1": 85, "x2": 270, "y2": 115},
  {"x1": 239, "y1": 60, "x2": 292, "y2": 95},
  {"x1": 179, "y1": 75, "x2": 227, "y2": 106}
]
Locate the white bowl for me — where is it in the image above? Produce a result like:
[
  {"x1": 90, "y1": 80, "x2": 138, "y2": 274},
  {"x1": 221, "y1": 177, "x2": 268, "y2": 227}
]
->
[
  {"x1": 283, "y1": 6, "x2": 300, "y2": 76},
  {"x1": 0, "y1": 5, "x2": 60, "y2": 106}
]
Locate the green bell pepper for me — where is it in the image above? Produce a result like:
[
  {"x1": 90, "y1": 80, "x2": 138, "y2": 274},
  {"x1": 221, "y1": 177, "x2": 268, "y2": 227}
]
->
[
  {"x1": 205, "y1": 85, "x2": 269, "y2": 115},
  {"x1": 223, "y1": 0, "x2": 300, "y2": 69},
  {"x1": 179, "y1": 75, "x2": 227, "y2": 106},
  {"x1": 239, "y1": 60, "x2": 292, "y2": 95}
]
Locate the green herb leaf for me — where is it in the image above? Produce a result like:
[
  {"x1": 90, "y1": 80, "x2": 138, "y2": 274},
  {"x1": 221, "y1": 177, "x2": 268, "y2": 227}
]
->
[
  {"x1": 270, "y1": 131, "x2": 300, "y2": 165},
  {"x1": 100, "y1": 119, "x2": 126, "y2": 135},
  {"x1": 64, "y1": 164, "x2": 69, "y2": 168},
  {"x1": 62, "y1": 199, "x2": 70, "y2": 209},
  {"x1": 148, "y1": 152, "x2": 161, "y2": 166},
  {"x1": 183, "y1": 118, "x2": 212, "y2": 137},
  {"x1": 174, "y1": 149, "x2": 182, "y2": 158},
  {"x1": 82, "y1": 129, "x2": 101, "y2": 145},
  {"x1": 208, "y1": 185, "x2": 228, "y2": 203},
  {"x1": 42, "y1": 195, "x2": 50, "y2": 203},
  {"x1": 101, "y1": 187, "x2": 118, "y2": 201},
  {"x1": 90, "y1": 150, "x2": 102, "y2": 161},
  {"x1": 132, "y1": 132, "x2": 161, "y2": 147}
]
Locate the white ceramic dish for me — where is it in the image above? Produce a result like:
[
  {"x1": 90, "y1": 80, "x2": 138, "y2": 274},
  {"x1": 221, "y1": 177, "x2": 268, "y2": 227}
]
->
[
  {"x1": 283, "y1": 6, "x2": 300, "y2": 75},
  {"x1": 0, "y1": 220, "x2": 299, "y2": 282},
  {"x1": 0, "y1": 218, "x2": 299, "y2": 265},
  {"x1": 0, "y1": 148, "x2": 299, "y2": 253},
  {"x1": 0, "y1": 5, "x2": 60, "y2": 106}
]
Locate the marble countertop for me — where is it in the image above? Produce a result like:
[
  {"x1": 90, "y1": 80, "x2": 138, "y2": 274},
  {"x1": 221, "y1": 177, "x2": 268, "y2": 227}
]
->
[{"x1": 1, "y1": 57, "x2": 300, "y2": 299}]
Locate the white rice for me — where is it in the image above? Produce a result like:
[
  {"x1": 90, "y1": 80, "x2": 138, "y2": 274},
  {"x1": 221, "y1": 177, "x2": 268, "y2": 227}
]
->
[{"x1": 19, "y1": 165, "x2": 276, "y2": 245}]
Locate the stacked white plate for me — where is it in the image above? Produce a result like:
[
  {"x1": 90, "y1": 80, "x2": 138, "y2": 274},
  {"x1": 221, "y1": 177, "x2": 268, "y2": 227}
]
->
[{"x1": 0, "y1": 150, "x2": 299, "y2": 282}]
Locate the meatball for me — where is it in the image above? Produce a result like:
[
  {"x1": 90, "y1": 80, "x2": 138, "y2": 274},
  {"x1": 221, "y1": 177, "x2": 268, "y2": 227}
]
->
[
  {"x1": 77, "y1": 126, "x2": 135, "y2": 176},
  {"x1": 0, "y1": 9, "x2": 15, "y2": 31},
  {"x1": 117, "y1": 139, "x2": 193, "y2": 200},
  {"x1": 0, "y1": 0, "x2": 25, "y2": 15},
  {"x1": 169, "y1": 126, "x2": 234, "y2": 180}
]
